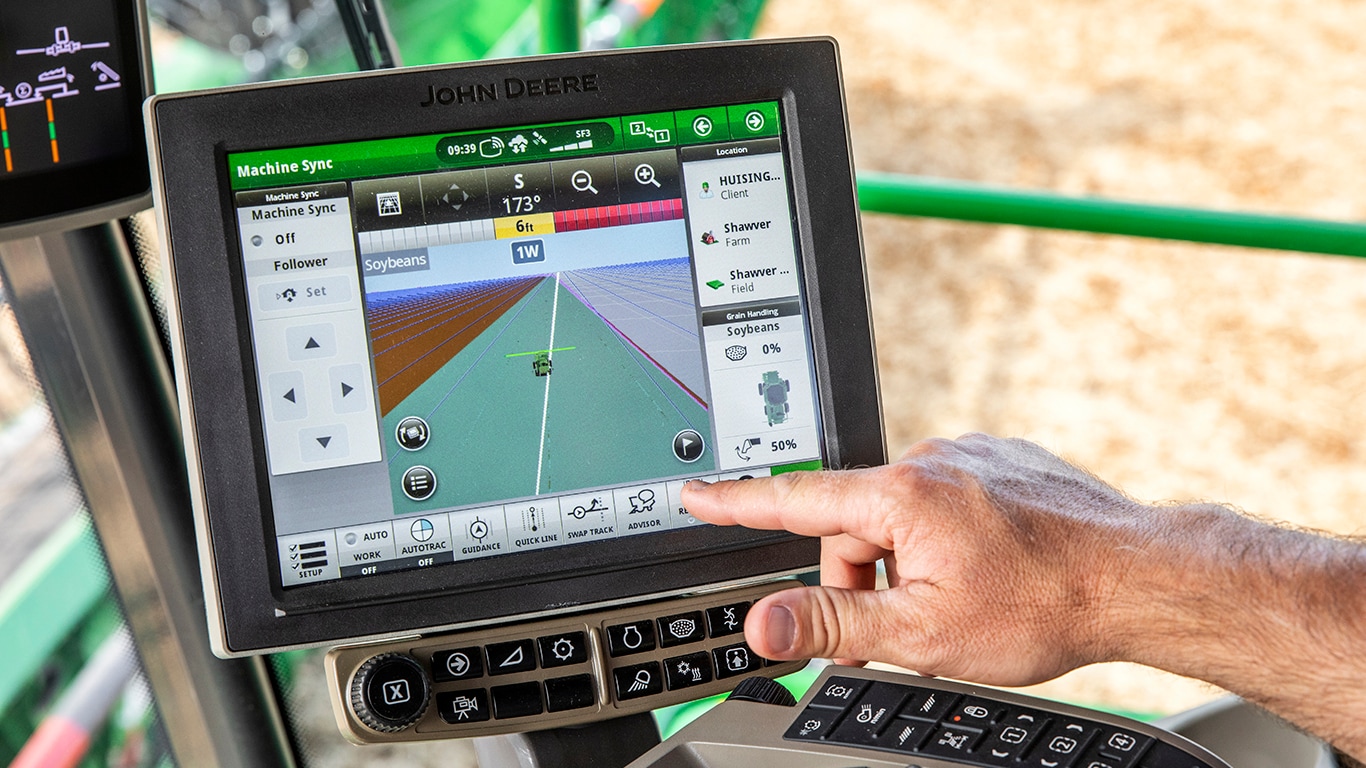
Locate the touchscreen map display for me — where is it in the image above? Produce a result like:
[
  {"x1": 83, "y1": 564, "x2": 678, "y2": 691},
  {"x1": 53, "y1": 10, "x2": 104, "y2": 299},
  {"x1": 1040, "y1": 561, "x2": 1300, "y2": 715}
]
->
[{"x1": 227, "y1": 102, "x2": 824, "y2": 588}]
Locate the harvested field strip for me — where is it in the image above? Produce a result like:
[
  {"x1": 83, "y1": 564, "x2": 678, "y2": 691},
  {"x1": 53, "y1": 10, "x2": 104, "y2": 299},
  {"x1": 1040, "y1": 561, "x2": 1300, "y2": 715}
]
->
[{"x1": 368, "y1": 276, "x2": 542, "y2": 414}]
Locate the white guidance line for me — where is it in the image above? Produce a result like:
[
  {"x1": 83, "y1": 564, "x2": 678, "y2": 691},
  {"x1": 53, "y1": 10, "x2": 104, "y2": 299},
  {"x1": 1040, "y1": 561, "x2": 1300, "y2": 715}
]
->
[{"x1": 534, "y1": 273, "x2": 560, "y2": 494}]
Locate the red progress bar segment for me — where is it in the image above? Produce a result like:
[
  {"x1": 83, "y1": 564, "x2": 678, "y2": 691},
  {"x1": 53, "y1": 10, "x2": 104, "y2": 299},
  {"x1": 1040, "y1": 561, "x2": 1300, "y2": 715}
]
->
[
  {"x1": 46, "y1": 99, "x2": 59, "y2": 163},
  {"x1": 553, "y1": 198, "x2": 683, "y2": 232}
]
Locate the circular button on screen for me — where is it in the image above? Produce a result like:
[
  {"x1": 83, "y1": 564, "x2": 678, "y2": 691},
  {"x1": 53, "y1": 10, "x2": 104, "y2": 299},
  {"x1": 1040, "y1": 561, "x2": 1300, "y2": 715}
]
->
[
  {"x1": 396, "y1": 416, "x2": 430, "y2": 451},
  {"x1": 402, "y1": 466, "x2": 437, "y2": 501},
  {"x1": 672, "y1": 429, "x2": 706, "y2": 463}
]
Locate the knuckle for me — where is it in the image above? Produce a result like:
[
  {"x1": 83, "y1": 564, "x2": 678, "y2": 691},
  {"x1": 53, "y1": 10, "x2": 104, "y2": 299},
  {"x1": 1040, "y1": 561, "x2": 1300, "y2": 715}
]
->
[
  {"x1": 811, "y1": 588, "x2": 846, "y2": 658},
  {"x1": 901, "y1": 436, "x2": 956, "y2": 459},
  {"x1": 880, "y1": 461, "x2": 934, "y2": 502},
  {"x1": 767, "y1": 470, "x2": 805, "y2": 508}
]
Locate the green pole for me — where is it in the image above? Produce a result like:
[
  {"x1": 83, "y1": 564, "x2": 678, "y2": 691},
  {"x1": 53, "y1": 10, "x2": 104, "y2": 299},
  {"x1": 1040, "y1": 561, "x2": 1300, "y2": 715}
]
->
[
  {"x1": 540, "y1": 0, "x2": 579, "y2": 53},
  {"x1": 857, "y1": 172, "x2": 1366, "y2": 258}
]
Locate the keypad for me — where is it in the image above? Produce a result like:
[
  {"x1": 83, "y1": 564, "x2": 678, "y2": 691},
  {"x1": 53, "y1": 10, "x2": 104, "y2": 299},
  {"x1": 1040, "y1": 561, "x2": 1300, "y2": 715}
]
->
[
  {"x1": 334, "y1": 580, "x2": 809, "y2": 743},
  {"x1": 783, "y1": 676, "x2": 1203, "y2": 768}
]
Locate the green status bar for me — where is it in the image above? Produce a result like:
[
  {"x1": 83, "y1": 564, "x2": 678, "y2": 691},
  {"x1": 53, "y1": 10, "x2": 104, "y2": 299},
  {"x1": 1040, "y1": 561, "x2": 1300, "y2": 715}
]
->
[{"x1": 228, "y1": 101, "x2": 781, "y2": 191}]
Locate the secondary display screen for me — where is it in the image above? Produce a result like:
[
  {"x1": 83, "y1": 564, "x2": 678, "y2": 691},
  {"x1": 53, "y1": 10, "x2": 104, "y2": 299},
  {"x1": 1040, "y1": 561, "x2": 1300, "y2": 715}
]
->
[
  {"x1": 0, "y1": 2, "x2": 134, "y2": 178},
  {"x1": 227, "y1": 103, "x2": 825, "y2": 588}
]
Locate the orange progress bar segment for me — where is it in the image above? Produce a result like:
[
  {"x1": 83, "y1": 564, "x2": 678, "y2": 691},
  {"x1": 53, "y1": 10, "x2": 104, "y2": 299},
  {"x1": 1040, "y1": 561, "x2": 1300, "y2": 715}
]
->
[
  {"x1": 46, "y1": 99, "x2": 59, "y2": 163},
  {"x1": 1, "y1": 107, "x2": 10, "y2": 172}
]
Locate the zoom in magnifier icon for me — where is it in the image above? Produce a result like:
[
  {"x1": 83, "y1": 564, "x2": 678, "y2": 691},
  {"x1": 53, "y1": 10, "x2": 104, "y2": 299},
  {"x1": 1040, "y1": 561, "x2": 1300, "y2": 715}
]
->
[
  {"x1": 571, "y1": 169, "x2": 598, "y2": 194},
  {"x1": 634, "y1": 163, "x2": 661, "y2": 188}
]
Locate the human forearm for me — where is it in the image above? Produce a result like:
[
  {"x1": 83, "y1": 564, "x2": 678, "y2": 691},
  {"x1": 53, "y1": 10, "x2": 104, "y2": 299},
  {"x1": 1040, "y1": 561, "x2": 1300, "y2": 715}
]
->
[
  {"x1": 1102, "y1": 503, "x2": 1366, "y2": 759},
  {"x1": 684, "y1": 434, "x2": 1366, "y2": 757}
]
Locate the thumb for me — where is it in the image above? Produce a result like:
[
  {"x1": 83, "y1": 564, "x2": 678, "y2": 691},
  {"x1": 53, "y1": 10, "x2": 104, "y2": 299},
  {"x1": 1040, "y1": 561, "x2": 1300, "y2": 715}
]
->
[{"x1": 746, "y1": 585, "x2": 909, "y2": 664}]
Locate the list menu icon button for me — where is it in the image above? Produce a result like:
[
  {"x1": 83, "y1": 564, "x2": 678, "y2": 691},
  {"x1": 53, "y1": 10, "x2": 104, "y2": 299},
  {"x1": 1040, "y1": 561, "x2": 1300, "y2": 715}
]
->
[{"x1": 402, "y1": 466, "x2": 437, "y2": 501}]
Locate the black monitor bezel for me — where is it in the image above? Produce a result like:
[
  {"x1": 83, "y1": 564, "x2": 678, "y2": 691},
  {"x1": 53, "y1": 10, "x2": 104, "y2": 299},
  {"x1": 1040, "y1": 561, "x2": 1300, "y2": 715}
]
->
[
  {"x1": 0, "y1": 0, "x2": 153, "y2": 239},
  {"x1": 149, "y1": 38, "x2": 884, "y2": 656}
]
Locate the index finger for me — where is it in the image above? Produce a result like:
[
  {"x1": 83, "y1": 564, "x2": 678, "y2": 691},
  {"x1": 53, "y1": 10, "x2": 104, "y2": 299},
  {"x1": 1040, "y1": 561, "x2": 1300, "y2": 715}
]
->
[{"x1": 681, "y1": 467, "x2": 896, "y2": 548}]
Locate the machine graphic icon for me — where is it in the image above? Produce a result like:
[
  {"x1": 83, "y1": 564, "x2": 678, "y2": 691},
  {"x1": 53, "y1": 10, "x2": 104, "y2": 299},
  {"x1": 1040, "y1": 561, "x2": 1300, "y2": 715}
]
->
[{"x1": 759, "y1": 371, "x2": 790, "y2": 426}]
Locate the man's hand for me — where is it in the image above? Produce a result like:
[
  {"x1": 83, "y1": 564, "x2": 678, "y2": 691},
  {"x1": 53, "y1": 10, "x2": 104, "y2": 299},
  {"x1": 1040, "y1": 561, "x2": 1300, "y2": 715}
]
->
[
  {"x1": 682, "y1": 433, "x2": 1366, "y2": 760},
  {"x1": 683, "y1": 434, "x2": 1146, "y2": 685}
]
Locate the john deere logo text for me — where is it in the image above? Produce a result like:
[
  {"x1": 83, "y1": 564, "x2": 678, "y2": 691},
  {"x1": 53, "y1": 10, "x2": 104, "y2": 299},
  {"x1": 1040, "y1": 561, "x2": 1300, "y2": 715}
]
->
[{"x1": 420, "y1": 74, "x2": 599, "y2": 107}]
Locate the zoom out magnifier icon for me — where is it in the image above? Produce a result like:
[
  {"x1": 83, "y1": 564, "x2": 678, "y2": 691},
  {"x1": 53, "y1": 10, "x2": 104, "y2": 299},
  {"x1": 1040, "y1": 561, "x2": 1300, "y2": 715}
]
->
[
  {"x1": 571, "y1": 169, "x2": 598, "y2": 194},
  {"x1": 634, "y1": 163, "x2": 661, "y2": 188}
]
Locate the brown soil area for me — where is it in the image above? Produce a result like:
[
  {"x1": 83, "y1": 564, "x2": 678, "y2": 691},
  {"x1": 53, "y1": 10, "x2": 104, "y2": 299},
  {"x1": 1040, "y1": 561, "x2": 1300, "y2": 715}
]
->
[
  {"x1": 756, "y1": 0, "x2": 1366, "y2": 716},
  {"x1": 370, "y1": 277, "x2": 541, "y2": 413}
]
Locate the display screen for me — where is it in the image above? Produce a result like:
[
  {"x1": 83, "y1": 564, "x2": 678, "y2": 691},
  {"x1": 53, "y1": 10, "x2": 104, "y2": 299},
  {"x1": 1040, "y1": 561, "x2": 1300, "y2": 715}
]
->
[
  {"x1": 0, "y1": 2, "x2": 133, "y2": 178},
  {"x1": 227, "y1": 103, "x2": 825, "y2": 588}
]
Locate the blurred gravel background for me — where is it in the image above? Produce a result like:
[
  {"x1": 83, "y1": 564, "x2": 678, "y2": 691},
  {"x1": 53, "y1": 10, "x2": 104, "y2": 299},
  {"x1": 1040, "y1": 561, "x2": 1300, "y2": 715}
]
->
[{"x1": 755, "y1": 0, "x2": 1366, "y2": 716}]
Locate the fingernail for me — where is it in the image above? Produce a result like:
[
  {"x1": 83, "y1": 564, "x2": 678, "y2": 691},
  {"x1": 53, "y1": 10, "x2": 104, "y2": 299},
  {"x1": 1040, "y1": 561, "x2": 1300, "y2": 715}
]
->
[
  {"x1": 685, "y1": 479, "x2": 712, "y2": 489},
  {"x1": 767, "y1": 604, "x2": 796, "y2": 654}
]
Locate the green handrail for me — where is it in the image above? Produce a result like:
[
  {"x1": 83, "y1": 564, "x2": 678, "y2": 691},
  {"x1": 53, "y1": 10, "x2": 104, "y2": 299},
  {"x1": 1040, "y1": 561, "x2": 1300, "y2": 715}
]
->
[
  {"x1": 857, "y1": 172, "x2": 1366, "y2": 258},
  {"x1": 0, "y1": 513, "x2": 109, "y2": 713},
  {"x1": 540, "y1": 0, "x2": 579, "y2": 53}
]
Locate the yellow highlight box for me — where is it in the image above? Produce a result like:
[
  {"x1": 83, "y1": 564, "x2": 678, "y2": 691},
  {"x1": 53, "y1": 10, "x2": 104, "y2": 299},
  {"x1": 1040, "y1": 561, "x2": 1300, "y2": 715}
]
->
[{"x1": 494, "y1": 213, "x2": 556, "y2": 239}]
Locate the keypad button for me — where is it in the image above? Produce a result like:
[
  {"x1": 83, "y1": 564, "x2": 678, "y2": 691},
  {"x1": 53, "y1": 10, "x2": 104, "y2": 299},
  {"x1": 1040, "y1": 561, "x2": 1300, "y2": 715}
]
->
[
  {"x1": 491, "y1": 682, "x2": 544, "y2": 719},
  {"x1": 808, "y1": 676, "x2": 868, "y2": 710},
  {"x1": 1096, "y1": 728, "x2": 1152, "y2": 766},
  {"x1": 919, "y1": 724, "x2": 986, "y2": 760},
  {"x1": 712, "y1": 642, "x2": 762, "y2": 678},
  {"x1": 705, "y1": 602, "x2": 749, "y2": 637},
  {"x1": 949, "y1": 696, "x2": 1008, "y2": 726},
  {"x1": 606, "y1": 620, "x2": 656, "y2": 657},
  {"x1": 899, "y1": 689, "x2": 960, "y2": 722},
  {"x1": 432, "y1": 647, "x2": 483, "y2": 682},
  {"x1": 663, "y1": 651, "x2": 713, "y2": 690},
  {"x1": 827, "y1": 682, "x2": 913, "y2": 745},
  {"x1": 657, "y1": 611, "x2": 706, "y2": 647},
  {"x1": 1135, "y1": 742, "x2": 1209, "y2": 768},
  {"x1": 538, "y1": 632, "x2": 588, "y2": 668},
  {"x1": 1077, "y1": 750, "x2": 1124, "y2": 768},
  {"x1": 1023, "y1": 721, "x2": 1099, "y2": 768},
  {"x1": 486, "y1": 639, "x2": 537, "y2": 675},
  {"x1": 978, "y1": 714, "x2": 1050, "y2": 763},
  {"x1": 545, "y1": 674, "x2": 596, "y2": 712},
  {"x1": 784, "y1": 707, "x2": 840, "y2": 741},
  {"x1": 436, "y1": 688, "x2": 490, "y2": 724},
  {"x1": 613, "y1": 662, "x2": 663, "y2": 701},
  {"x1": 873, "y1": 719, "x2": 934, "y2": 752}
]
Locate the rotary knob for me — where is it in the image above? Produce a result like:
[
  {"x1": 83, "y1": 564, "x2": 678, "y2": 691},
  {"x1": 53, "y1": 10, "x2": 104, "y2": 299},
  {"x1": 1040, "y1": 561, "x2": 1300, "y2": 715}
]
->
[
  {"x1": 349, "y1": 653, "x2": 431, "y2": 732},
  {"x1": 726, "y1": 675, "x2": 796, "y2": 707}
]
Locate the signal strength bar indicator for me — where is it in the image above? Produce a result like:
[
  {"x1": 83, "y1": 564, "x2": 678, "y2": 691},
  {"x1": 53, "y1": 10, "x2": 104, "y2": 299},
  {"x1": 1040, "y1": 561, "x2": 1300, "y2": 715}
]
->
[{"x1": 548, "y1": 139, "x2": 594, "y2": 153}]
